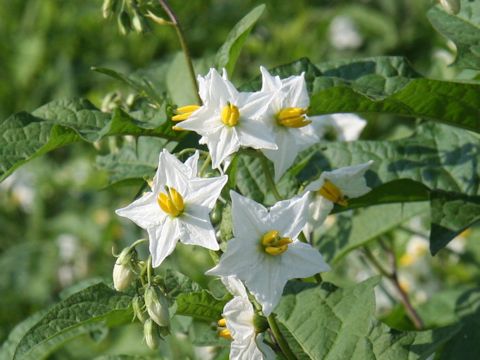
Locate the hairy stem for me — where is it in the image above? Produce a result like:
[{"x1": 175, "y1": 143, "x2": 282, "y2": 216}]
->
[
  {"x1": 158, "y1": 0, "x2": 201, "y2": 104},
  {"x1": 267, "y1": 314, "x2": 296, "y2": 360},
  {"x1": 363, "y1": 246, "x2": 424, "y2": 329}
]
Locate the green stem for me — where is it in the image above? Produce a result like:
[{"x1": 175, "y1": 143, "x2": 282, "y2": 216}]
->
[
  {"x1": 199, "y1": 153, "x2": 211, "y2": 176},
  {"x1": 158, "y1": 0, "x2": 201, "y2": 104},
  {"x1": 260, "y1": 154, "x2": 283, "y2": 201},
  {"x1": 146, "y1": 256, "x2": 153, "y2": 286},
  {"x1": 267, "y1": 314, "x2": 296, "y2": 360},
  {"x1": 129, "y1": 238, "x2": 147, "y2": 250}
]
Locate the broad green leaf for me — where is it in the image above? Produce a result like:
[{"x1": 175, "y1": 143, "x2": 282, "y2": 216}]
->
[
  {"x1": 428, "y1": 1, "x2": 480, "y2": 70},
  {"x1": 161, "y1": 269, "x2": 201, "y2": 298},
  {"x1": 11, "y1": 283, "x2": 132, "y2": 360},
  {"x1": 317, "y1": 202, "x2": 429, "y2": 263},
  {"x1": 274, "y1": 278, "x2": 458, "y2": 360},
  {"x1": 439, "y1": 286, "x2": 480, "y2": 360},
  {"x1": 430, "y1": 190, "x2": 480, "y2": 254},
  {"x1": 188, "y1": 320, "x2": 230, "y2": 347},
  {"x1": 0, "y1": 98, "x2": 181, "y2": 182},
  {"x1": 175, "y1": 290, "x2": 228, "y2": 322},
  {"x1": 215, "y1": 4, "x2": 265, "y2": 75}
]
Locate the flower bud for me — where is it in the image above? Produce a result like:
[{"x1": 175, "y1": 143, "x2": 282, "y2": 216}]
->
[
  {"x1": 117, "y1": 10, "x2": 131, "y2": 35},
  {"x1": 144, "y1": 286, "x2": 170, "y2": 327},
  {"x1": 132, "y1": 295, "x2": 147, "y2": 323},
  {"x1": 102, "y1": 0, "x2": 117, "y2": 19},
  {"x1": 112, "y1": 247, "x2": 135, "y2": 292},
  {"x1": 143, "y1": 318, "x2": 159, "y2": 350},
  {"x1": 439, "y1": 0, "x2": 460, "y2": 14}
]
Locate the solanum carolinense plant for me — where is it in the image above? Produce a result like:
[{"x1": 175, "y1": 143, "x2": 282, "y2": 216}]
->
[{"x1": 1, "y1": 0, "x2": 480, "y2": 359}]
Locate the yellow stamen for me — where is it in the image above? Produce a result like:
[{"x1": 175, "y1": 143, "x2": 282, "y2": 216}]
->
[
  {"x1": 157, "y1": 187, "x2": 185, "y2": 217},
  {"x1": 218, "y1": 328, "x2": 233, "y2": 340},
  {"x1": 317, "y1": 180, "x2": 348, "y2": 206},
  {"x1": 172, "y1": 104, "x2": 200, "y2": 122},
  {"x1": 276, "y1": 107, "x2": 310, "y2": 128},
  {"x1": 217, "y1": 318, "x2": 227, "y2": 327},
  {"x1": 221, "y1": 103, "x2": 240, "y2": 127},
  {"x1": 172, "y1": 126, "x2": 185, "y2": 131},
  {"x1": 260, "y1": 230, "x2": 291, "y2": 256}
]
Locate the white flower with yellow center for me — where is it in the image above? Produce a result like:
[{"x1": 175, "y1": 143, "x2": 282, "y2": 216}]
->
[
  {"x1": 304, "y1": 161, "x2": 373, "y2": 236},
  {"x1": 116, "y1": 149, "x2": 227, "y2": 267},
  {"x1": 173, "y1": 68, "x2": 277, "y2": 169},
  {"x1": 217, "y1": 277, "x2": 275, "y2": 360},
  {"x1": 207, "y1": 191, "x2": 330, "y2": 315},
  {"x1": 310, "y1": 113, "x2": 366, "y2": 141},
  {"x1": 259, "y1": 66, "x2": 320, "y2": 181}
]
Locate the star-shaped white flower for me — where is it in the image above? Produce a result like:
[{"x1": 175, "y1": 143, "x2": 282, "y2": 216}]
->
[
  {"x1": 207, "y1": 191, "x2": 330, "y2": 315},
  {"x1": 219, "y1": 277, "x2": 275, "y2": 360},
  {"x1": 303, "y1": 161, "x2": 373, "y2": 236},
  {"x1": 259, "y1": 66, "x2": 320, "y2": 181},
  {"x1": 176, "y1": 68, "x2": 277, "y2": 169},
  {"x1": 310, "y1": 113, "x2": 366, "y2": 142},
  {"x1": 116, "y1": 149, "x2": 228, "y2": 267}
]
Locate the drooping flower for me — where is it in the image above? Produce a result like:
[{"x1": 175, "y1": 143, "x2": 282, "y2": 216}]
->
[
  {"x1": 174, "y1": 68, "x2": 277, "y2": 169},
  {"x1": 207, "y1": 191, "x2": 330, "y2": 315},
  {"x1": 310, "y1": 113, "x2": 366, "y2": 141},
  {"x1": 217, "y1": 277, "x2": 275, "y2": 360},
  {"x1": 259, "y1": 67, "x2": 320, "y2": 181},
  {"x1": 116, "y1": 149, "x2": 227, "y2": 267},
  {"x1": 303, "y1": 161, "x2": 373, "y2": 236}
]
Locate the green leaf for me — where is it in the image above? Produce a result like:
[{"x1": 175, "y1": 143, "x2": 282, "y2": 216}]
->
[
  {"x1": 317, "y1": 202, "x2": 429, "y2": 263},
  {"x1": 430, "y1": 190, "x2": 480, "y2": 255},
  {"x1": 161, "y1": 269, "x2": 201, "y2": 298},
  {"x1": 175, "y1": 290, "x2": 228, "y2": 322},
  {"x1": 215, "y1": 4, "x2": 265, "y2": 75},
  {"x1": 0, "y1": 98, "x2": 181, "y2": 182},
  {"x1": 274, "y1": 278, "x2": 458, "y2": 360},
  {"x1": 428, "y1": 1, "x2": 480, "y2": 70},
  {"x1": 11, "y1": 283, "x2": 132, "y2": 360}
]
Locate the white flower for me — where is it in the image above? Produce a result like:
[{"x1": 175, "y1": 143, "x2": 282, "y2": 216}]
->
[
  {"x1": 116, "y1": 149, "x2": 227, "y2": 267},
  {"x1": 219, "y1": 277, "x2": 275, "y2": 360},
  {"x1": 328, "y1": 16, "x2": 363, "y2": 50},
  {"x1": 259, "y1": 67, "x2": 320, "y2": 181},
  {"x1": 207, "y1": 191, "x2": 330, "y2": 315},
  {"x1": 310, "y1": 113, "x2": 366, "y2": 142},
  {"x1": 176, "y1": 68, "x2": 277, "y2": 169},
  {"x1": 304, "y1": 161, "x2": 373, "y2": 236}
]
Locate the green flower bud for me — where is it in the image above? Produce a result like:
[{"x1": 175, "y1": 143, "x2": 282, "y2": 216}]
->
[
  {"x1": 144, "y1": 286, "x2": 170, "y2": 327},
  {"x1": 143, "y1": 318, "x2": 159, "y2": 350},
  {"x1": 131, "y1": 9, "x2": 145, "y2": 33},
  {"x1": 117, "y1": 10, "x2": 131, "y2": 35},
  {"x1": 439, "y1": 0, "x2": 460, "y2": 14},
  {"x1": 132, "y1": 295, "x2": 147, "y2": 323},
  {"x1": 102, "y1": 0, "x2": 118, "y2": 19}
]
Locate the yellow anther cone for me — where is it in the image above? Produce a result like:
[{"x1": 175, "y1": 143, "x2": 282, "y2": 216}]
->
[
  {"x1": 317, "y1": 180, "x2": 348, "y2": 206},
  {"x1": 221, "y1": 103, "x2": 240, "y2": 127},
  {"x1": 218, "y1": 328, "x2": 233, "y2": 340},
  {"x1": 261, "y1": 230, "x2": 280, "y2": 246},
  {"x1": 157, "y1": 187, "x2": 185, "y2": 217},
  {"x1": 276, "y1": 107, "x2": 310, "y2": 128},
  {"x1": 172, "y1": 104, "x2": 200, "y2": 122}
]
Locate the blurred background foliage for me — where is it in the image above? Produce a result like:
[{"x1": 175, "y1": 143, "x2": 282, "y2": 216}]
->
[{"x1": 1, "y1": 0, "x2": 479, "y2": 358}]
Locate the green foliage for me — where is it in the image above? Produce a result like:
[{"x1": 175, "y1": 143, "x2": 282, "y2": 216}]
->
[
  {"x1": 428, "y1": 0, "x2": 480, "y2": 70},
  {"x1": 274, "y1": 278, "x2": 458, "y2": 360},
  {"x1": 175, "y1": 290, "x2": 229, "y2": 322},
  {"x1": 3, "y1": 283, "x2": 132, "y2": 360}
]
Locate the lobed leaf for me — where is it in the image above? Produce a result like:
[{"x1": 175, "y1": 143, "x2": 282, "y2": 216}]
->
[{"x1": 174, "y1": 290, "x2": 229, "y2": 322}]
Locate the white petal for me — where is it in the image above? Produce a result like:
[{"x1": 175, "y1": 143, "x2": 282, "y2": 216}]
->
[
  {"x1": 237, "y1": 118, "x2": 277, "y2": 151},
  {"x1": 230, "y1": 191, "x2": 270, "y2": 241},
  {"x1": 281, "y1": 241, "x2": 330, "y2": 279},
  {"x1": 322, "y1": 161, "x2": 373, "y2": 198},
  {"x1": 221, "y1": 276, "x2": 248, "y2": 298},
  {"x1": 153, "y1": 149, "x2": 191, "y2": 194},
  {"x1": 330, "y1": 113, "x2": 367, "y2": 141},
  {"x1": 260, "y1": 66, "x2": 282, "y2": 92},
  {"x1": 256, "y1": 334, "x2": 277, "y2": 360},
  {"x1": 148, "y1": 219, "x2": 181, "y2": 267},
  {"x1": 208, "y1": 128, "x2": 241, "y2": 169},
  {"x1": 186, "y1": 175, "x2": 228, "y2": 209},
  {"x1": 184, "y1": 151, "x2": 200, "y2": 177},
  {"x1": 179, "y1": 205, "x2": 219, "y2": 250},
  {"x1": 230, "y1": 336, "x2": 266, "y2": 360},
  {"x1": 115, "y1": 192, "x2": 164, "y2": 229},
  {"x1": 223, "y1": 296, "x2": 256, "y2": 342},
  {"x1": 269, "y1": 193, "x2": 309, "y2": 239},
  {"x1": 176, "y1": 106, "x2": 223, "y2": 137},
  {"x1": 245, "y1": 257, "x2": 285, "y2": 316},
  {"x1": 304, "y1": 196, "x2": 333, "y2": 235},
  {"x1": 279, "y1": 72, "x2": 309, "y2": 108}
]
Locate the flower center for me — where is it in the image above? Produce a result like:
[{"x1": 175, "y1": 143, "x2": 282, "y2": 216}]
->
[
  {"x1": 276, "y1": 107, "x2": 311, "y2": 128},
  {"x1": 260, "y1": 230, "x2": 292, "y2": 256},
  {"x1": 157, "y1": 186, "x2": 185, "y2": 217},
  {"x1": 217, "y1": 318, "x2": 232, "y2": 340},
  {"x1": 317, "y1": 180, "x2": 348, "y2": 206},
  {"x1": 172, "y1": 104, "x2": 200, "y2": 122},
  {"x1": 221, "y1": 103, "x2": 240, "y2": 127}
]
